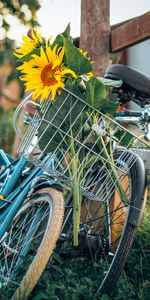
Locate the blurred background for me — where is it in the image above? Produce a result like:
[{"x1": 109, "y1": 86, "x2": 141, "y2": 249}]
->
[
  {"x1": 0, "y1": 2, "x2": 150, "y2": 299},
  {"x1": 0, "y1": 0, "x2": 150, "y2": 155}
]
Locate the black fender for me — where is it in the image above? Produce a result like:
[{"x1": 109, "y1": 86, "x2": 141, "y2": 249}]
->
[
  {"x1": 30, "y1": 175, "x2": 63, "y2": 193},
  {"x1": 127, "y1": 152, "x2": 147, "y2": 227}
]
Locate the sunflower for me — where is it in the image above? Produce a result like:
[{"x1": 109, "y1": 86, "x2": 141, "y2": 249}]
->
[
  {"x1": 14, "y1": 30, "x2": 43, "y2": 59},
  {"x1": 18, "y1": 43, "x2": 77, "y2": 102}
]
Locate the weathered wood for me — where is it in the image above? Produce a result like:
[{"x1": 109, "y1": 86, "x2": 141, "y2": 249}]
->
[
  {"x1": 80, "y1": 0, "x2": 110, "y2": 76},
  {"x1": 75, "y1": 11, "x2": 150, "y2": 54},
  {"x1": 111, "y1": 12, "x2": 150, "y2": 52}
]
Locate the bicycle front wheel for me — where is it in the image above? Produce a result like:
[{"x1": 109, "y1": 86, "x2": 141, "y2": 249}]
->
[{"x1": 0, "y1": 187, "x2": 64, "y2": 300}]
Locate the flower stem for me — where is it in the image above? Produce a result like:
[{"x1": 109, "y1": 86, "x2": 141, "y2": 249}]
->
[
  {"x1": 70, "y1": 130, "x2": 81, "y2": 246},
  {"x1": 93, "y1": 113, "x2": 127, "y2": 204}
]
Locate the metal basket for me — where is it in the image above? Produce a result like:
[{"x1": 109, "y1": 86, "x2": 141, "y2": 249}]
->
[{"x1": 18, "y1": 88, "x2": 150, "y2": 201}]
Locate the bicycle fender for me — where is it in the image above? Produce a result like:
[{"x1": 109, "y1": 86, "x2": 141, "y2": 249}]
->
[
  {"x1": 31, "y1": 175, "x2": 63, "y2": 193},
  {"x1": 128, "y1": 154, "x2": 147, "y2": 228}
]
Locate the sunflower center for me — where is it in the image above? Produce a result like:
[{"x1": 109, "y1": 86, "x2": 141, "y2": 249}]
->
[{"x1": 41, "y1": 63, "x2": 59, "y2": 86}]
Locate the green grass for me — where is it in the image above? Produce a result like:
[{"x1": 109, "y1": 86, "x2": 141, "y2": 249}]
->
[
  {"x1": 28, "y1": 205, "x2": 150, "y2": 300},
  {"x1": 0, "y1": 172, "x2": 150, "y2": 299},
  {"x1": 0, "y1": 109, "x2": 150, "y2": 299}
]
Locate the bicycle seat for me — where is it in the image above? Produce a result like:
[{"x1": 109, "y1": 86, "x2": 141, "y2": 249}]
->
[{"x1": 104, "y1": 64, "x2": 150, "y2": 98}]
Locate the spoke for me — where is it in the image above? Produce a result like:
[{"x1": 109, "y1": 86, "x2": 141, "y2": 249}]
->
[{"x1": 0, "y1": 201, "x2": 50, "y2": 289}]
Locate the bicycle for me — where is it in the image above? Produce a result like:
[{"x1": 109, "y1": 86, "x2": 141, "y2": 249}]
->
[
  {"x1": 104, "y1": 63, "x2": 150, "y2": 172},
  {"x1": 0, "y1": 95, "x2": 65, "y2": 300},
  {"x1": 0, "y1": 73, "x2": 149, "y2": 299}
]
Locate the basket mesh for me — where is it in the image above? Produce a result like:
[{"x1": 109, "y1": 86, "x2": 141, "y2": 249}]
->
[{"x1": 18, "y1": 88, "x2": 150, "y2": 200}]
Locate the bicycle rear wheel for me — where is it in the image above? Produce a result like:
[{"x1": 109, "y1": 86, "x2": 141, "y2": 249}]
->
[
  {"x1": 60, "y1": 150, "x2": 147, "y2": 295},
  {"x1": 0, "y1": 187, "x2": 64, "y2": 300}
]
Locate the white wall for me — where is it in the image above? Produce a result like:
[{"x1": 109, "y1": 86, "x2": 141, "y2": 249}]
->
[
  {"x1": 127, "y1": 40, "x2": 150, "y2": 111},
  {"x1": 127, "y1": 40, "x2": 150, "y2": 76}
]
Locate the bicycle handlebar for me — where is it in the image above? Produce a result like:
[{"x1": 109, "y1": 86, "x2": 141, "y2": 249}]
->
[
  {"x1": 116, "y1": 116, "x2": 140, "y2": 123},
  {"x1": 117, "y1": 110, "x2": 142, "y2": 117}
]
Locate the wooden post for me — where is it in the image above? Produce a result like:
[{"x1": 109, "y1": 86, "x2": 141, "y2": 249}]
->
[{"x1": 80, "y1": 0, "x2": 110, "y2": 76}]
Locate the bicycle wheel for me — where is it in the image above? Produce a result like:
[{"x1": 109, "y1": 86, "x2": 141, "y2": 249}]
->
[
  {"x1": 60, "y1": 150, "x2": 147, "y2": 295},
  {"x1": 0, "y1": 187, "x2": 64, "y2": 300}
]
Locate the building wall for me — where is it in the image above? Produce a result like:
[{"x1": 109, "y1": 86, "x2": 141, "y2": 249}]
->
[
  {"x1": 127, "y1": 39, "x2": 150, "y2": 76},
  {"x1": 124, "y1": 40, "x2": 150, "y2": 111}
]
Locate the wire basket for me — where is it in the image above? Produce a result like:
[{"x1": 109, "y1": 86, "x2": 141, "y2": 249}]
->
[{"x1": 18, "y1": 88, "x2": 150, "y2": 201}]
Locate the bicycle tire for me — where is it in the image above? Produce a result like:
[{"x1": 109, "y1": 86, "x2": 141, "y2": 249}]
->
[
  {"x1": 0, "y1": 187, "x2": 64, "y2": 300},
  {"x1": 98, "y1": 150, "x2": 147, "y2": 294},
  {"x1": 60, "y1": 150, "x2": 147, "y2": 296}
]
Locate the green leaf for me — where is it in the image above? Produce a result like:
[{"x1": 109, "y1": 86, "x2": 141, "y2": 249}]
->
[
  {"x1": 63, "y1": 38, "x2": 92, "y2": 75},
  {"x1": 61, "y1": 23, "x2": 71, "y2": 38},
  {"x1": 98, "y1": 99, "x2": 119, "y2": 115},
  {"x1": 85, "y1": 76, "x2": 119, "y2": 114},
  {"x1": 52, "y1": 24, "x2": 72, "y2": 48},
  {"x1": 16, "y1": 47, "x2": 41, "y2": 63},
  {"x1": 52, "y1": 34, "x2": 64, "y2": 49},
  {"x1": 38, "y1": 83, "x2": 86, "y2": 153},
  {"x1": 85, "y1": 77, "x2": 107, "y2": 109}
]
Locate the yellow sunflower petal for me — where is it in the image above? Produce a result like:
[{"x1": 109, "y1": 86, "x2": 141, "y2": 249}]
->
[
  {"x1": 14, "y1": 35, "x2": 36, "y2": 58},
  {"x1": 22, "y1": 35, "x2": 32, "y2": 43},
  {"x1": 14, "y1": 52, "x2": 23, "y2": 58},
  {"x1": 32, "y1": 89, "x2": 42, "y2": 101},
  {"x1": 36, "y1": 32, "x2": 43, "y2": 44},
  {"x1": 46, "y1": 42, "x2": 58, "y2": 63},
  {"x1": 24, "y1": 80, "x2": 43, "y2": 88},
  {"x1": 52, "y1": 45, "x2": 58, "y2": 60},
  {"x1": 56, "y1": 81, "x2": 64, "y2": 89},
  {"x1": 58, "y1": 47, "x2": 64, "y2": 64},
  {"x1": 31, "y1": 30, "x2": 39, "y2": 43},
  {"x1": 40, "y1": 47, "x2": 48, "y2": 65},
  {"x1": 39, "y1": 86, "x2": 50, "y2": 103},
  {"x1": 61, "y1": 68, "x2": 77, "y2": 78},
  {"x1": 17, "y1": 33, "x2": 79, "y2": 103},
  {"x1": 52, "y1": 59, "x2": 61, "y2": 70},
  {"x1": 25, "y1": 85, "x2": 33, "y2": 92},
  {"x1": 50, "y1": 85, "x2": 57, "y2": 100},
  {"x1": 30, "y1": 54, "x2": 46, "y2": 68},
  {"x1": 46, "y1": 43, "x2": 54, "y2": 63}
]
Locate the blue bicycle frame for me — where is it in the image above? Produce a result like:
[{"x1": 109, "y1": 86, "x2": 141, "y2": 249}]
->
[{"x1": 0, "y1": 149, "x2": 60, "y2": 241}]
